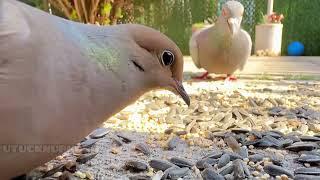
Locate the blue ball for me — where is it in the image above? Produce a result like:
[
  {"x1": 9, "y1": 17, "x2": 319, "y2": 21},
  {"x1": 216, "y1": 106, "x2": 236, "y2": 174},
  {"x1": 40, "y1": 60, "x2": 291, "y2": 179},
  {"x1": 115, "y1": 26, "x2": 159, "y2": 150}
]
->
[{"x1": 287, "y1": 41, "x2": 304, "y2": 56}]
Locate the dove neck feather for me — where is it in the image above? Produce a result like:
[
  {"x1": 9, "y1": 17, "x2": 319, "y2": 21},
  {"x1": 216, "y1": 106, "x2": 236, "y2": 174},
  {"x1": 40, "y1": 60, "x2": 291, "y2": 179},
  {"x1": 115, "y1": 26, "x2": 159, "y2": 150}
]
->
[
  {"x1": 59, "y1": 24, "x2": 151, "y2": 130},
  {"x1": 212, "y1": 16, "x2": 233, "y2": 47}
]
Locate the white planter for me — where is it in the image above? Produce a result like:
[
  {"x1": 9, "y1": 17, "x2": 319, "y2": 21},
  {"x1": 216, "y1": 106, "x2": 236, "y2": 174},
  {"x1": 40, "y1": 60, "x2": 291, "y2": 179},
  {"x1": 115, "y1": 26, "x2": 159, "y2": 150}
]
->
[{"x1": 255, "y1": 23, "x2": 283, "y2": 56}]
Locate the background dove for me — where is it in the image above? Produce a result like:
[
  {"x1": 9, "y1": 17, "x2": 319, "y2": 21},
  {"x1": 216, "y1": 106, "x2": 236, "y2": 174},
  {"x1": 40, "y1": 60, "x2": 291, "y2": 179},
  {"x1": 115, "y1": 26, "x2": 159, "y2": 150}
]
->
[
  {"x1": 0, "y1": 0, "x2": 189, "y2": 178},
  {"x1": 189, "y1": 0, "x2": 252, "y2": 81}
]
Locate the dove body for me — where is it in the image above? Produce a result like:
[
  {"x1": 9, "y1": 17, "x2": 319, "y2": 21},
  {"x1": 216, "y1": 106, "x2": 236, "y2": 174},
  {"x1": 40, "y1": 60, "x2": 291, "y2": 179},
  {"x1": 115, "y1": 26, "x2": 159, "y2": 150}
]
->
[{"x1": 0, "y1": 0, "x2": 189, "y2": 178}]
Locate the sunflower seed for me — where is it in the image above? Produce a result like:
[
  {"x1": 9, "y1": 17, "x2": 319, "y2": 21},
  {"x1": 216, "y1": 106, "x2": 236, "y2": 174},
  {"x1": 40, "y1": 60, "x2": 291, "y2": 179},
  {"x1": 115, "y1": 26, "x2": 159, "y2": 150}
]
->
[
  {"x1": 76, "y1": 153, "x2": 98, "y2": 164},
  {"x1": 233, "y1": 159, "x2": 245, "y2": 180},
  {"x1": 196, "y1": 158, "x2": 218, "y2": 170},
  {"x1": 135, "y1": 143, "x2": 151, "y2": 156},
  {"x1": 295, "y1": 167, "x2": 320, "y2": 176},
  {"x1": 286, "y1": 142, "x2": 319, "y2": 152},
  {"x1": 117, "y1": 133, "x2": 133, "y2": 143},
  {"x1": 263, "y1": 164, "x2": 294, "y2": 178},
  {"x1": 162, "y1": 167, "x2": 189, "y2": 180},
  {"x1": 149, "y1": 159, "x2": 177, "y2": 171},
  {"x1": 169, "y1": 157, "x2": 194, "y2": 168},
  {"x1": 297, "y1": 155, "x2": 320, "y2": 163},
  {"x1": 201, "y1": 168, "x2": 224, "y2": 180},
  {"x1": 218, "y1": 162, "x2": 234, "y2": 176},
  {"x1": 80, "y1": 139, "x2": 98, "y2": 148},
  {"x1": 248, "y1": 154, "x2": 264, "y2": 163},
  {"x1": 300, "y1": 136, "x2": 320, "y2": 142},
  {"x1": 218, "y1": 154, "x2": 230, "y2": 168},
  {"x1": 129, "y1": 175, "x2": 151, "y2": 180},
  {"x1": 124, "y1": 160, "x2": 148, "y2": 172},
  {"x1": 89, "y1": 128, "x2": 108, "y2": 139},
  {"x1": 293, "y1": 174, "x2": 320, "y2": 180}
]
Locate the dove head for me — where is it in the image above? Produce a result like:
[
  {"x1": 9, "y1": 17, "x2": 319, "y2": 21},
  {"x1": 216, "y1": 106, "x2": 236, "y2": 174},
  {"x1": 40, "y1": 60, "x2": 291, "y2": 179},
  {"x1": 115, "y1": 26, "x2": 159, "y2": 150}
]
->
[
  {"x1": 221, "y1": 1, "x2": 244, "y2": 36},
  {"x1": 123, "y1": 24, "x2": 190, "y2": 106}
]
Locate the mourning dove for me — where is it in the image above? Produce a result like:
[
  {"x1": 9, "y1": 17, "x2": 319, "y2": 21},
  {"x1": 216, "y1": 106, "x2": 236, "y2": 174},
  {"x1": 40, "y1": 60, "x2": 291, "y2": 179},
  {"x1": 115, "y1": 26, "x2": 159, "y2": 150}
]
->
[
  {"x1": 0, "y1": 0, "x2": 189, "y2": 178},
  {"x1": 189, "y1": 0, "x2": 252, "y2": 81}
]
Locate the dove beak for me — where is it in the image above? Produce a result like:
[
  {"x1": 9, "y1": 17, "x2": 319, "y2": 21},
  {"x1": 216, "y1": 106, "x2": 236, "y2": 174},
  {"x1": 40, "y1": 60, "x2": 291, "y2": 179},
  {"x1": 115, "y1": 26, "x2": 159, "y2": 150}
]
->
[
  {"x1": 227, "y1": 18, "x2": 240, "y2": 36},
  {"x1": 170, "y1": 79, "x2": 190, "y2": 106}
]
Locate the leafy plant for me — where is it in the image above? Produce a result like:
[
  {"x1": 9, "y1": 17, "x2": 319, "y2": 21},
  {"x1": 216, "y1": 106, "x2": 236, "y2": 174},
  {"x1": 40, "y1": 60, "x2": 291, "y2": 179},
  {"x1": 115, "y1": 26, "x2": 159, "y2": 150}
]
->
[
  {"x1": 267, "y1": 12, "x2": 284, "y2": 23},
  {"x1": 48, "y1": 0, "x2": 133, "y2": 25},
  {"x1": 257, "y1": 11, "x2": 265, "y2": 24},
  {"x1": 192, "y1": 23, "x2": 205, "y2": 28},
  {"x1": 18, "y1": 0, "x2": 49, "y2": 10}
]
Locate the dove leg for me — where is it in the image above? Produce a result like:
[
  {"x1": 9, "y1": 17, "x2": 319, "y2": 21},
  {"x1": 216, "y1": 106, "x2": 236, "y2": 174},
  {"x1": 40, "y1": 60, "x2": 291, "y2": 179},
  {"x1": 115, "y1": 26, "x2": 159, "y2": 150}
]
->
[
  {"x1": 225, "y1": 74, "x2": 237, "y2": 81},
  {"x1": 210, "y1": 74, "x2": 237, "y2": 81},
  {"x1": 211, "y1": 74, "x2": 237, "y2": 81},
  {"x1": 192, "y1": 72, "x2": 209, "y2": 80}
]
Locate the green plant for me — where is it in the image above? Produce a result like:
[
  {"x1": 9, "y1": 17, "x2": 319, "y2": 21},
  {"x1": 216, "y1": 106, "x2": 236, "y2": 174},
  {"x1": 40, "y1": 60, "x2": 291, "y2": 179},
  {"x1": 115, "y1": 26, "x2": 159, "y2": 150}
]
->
[
  {"x1": 283, "y1": 74, "x2": 320, "y2": 81},
  {"x1": 48, "y1": 0, "x2": 133, "y2": 25},
  {"x1": 257, "y1": 11, "x2": 265, "y2": 24},
  {"x1": 18, "y1": 0, "x2": 49, "y2": 10},
  {"x1": 192, "y1": 23, "x2": 205, "y2": 28},
  {"x1": 267, "y1": 12, "x2": 284, "y2": 23}
]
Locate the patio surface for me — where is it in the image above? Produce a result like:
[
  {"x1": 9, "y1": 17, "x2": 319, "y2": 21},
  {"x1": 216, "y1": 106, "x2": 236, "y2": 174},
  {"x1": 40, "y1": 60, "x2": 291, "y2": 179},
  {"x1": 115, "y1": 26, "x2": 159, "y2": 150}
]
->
[{"x1": 184, "y1": 56, "x2": 320, "y2": 76}]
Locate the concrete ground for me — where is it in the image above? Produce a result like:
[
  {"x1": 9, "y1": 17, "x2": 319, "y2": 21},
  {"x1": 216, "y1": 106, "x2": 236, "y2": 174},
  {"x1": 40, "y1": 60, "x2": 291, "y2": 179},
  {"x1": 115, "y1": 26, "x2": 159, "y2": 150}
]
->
[{"x1": 183, "y1": 56, "x2": 320, "y2": 76}]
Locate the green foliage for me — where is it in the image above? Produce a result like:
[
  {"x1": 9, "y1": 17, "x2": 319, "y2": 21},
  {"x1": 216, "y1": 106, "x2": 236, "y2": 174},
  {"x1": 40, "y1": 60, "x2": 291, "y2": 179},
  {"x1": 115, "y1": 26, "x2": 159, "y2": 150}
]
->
[
  {"x1": 274, "y1": 0, "x2": 320, "y2": 55},
  {"x1": 18, "y1": 0, "x2": 46, "y2": 10},
  {"x1": 115, "y1": 8, "x2": 123, "y2": 18},
  {"x1": 193, "y1": 23, "x2": 205, "y2": 28},
  {"x1": 133, "y1": 0, "x2": 320, "y2": 56},
  {"x1": 257, "y1": 11, "x2": 265, "y2": 25},
  {"x1": 134, "y1": 0, "x2": 217, "y2": 55},
  {"x1": 101, "y1": 2, "x2": 112, "y2": 17},
  {"x1": 25, "y1": 0, "x2": 320, "y2": 56},
  {"x1": 70, "y1": 9, "x2": 78, "y2": 21},
  {"x1": 100, "y1": 2, "x2": 112, "y2": 25}
]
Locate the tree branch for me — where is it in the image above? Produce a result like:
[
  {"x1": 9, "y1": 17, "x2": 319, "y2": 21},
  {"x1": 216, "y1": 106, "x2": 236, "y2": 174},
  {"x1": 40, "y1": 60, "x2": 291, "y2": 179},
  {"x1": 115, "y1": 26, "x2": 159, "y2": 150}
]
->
[
  {"x1": 42, "y1": 0, "x2": 49, "y2": 12},
  {"x1": 62, "y1": 0, "x2": 73, "y2": 10},
  {"x1": 80, "y1": 0, "x2": 89, "y2": 23},
  {"x1": 90, "y1": 0, "x2": 100, "y2": 23},
  {"x1": 50, "y1": 0, "x2": 72, "y2": 18},
  {"x1": 110, "y1": 0, "x2": 124, "y2": 25},
  {"x1": 73, "y1": 0, "x2": 83, "y2": 22}
]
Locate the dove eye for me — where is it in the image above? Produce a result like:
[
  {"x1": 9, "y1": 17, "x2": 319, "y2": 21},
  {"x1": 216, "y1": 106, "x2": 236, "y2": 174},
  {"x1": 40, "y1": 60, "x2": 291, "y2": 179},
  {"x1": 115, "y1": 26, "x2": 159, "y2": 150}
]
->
[{"x1": 161, "y1": 50, "x2": 175, "y2": 66}]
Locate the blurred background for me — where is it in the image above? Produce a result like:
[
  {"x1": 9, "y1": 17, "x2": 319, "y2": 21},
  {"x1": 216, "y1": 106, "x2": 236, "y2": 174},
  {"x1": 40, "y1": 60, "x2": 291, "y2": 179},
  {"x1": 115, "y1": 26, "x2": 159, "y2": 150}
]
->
[{"x1": 19, "y1": 0, "x2": 320, "y2": 56}]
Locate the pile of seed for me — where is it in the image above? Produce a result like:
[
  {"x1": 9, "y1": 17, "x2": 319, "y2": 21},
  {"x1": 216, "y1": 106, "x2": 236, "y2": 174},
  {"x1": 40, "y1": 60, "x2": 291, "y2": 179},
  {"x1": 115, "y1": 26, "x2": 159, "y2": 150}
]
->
[
  {"x1": 107, "y1": 80, "x2": 320, "y2": 137},
  {"x1": 32, "y1": 127, "x2": 320, "y2": 179},
  {"x1": 27, "y1": 79, "x2": 320, "y2": 179}
]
